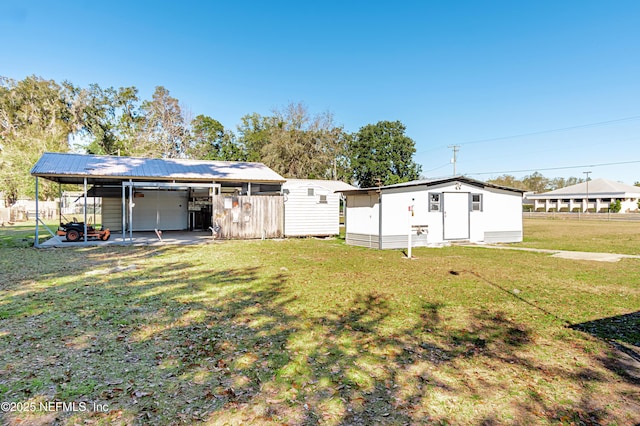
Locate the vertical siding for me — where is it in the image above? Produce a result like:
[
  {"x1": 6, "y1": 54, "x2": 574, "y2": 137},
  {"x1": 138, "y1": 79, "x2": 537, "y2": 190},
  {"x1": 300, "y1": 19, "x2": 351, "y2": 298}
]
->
[
  {"x1": 102, "y1": 197, "x2": 123, "y2": 232},
  {"x1": 212, "y1": 195, "x2": 283, "y2": 239}
]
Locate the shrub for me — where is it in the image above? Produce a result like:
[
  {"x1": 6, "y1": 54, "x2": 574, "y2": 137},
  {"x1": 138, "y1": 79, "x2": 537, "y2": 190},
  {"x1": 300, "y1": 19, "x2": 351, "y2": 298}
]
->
[{"x1": 610, "y1": 199, "x2": 622, "y2": 213}]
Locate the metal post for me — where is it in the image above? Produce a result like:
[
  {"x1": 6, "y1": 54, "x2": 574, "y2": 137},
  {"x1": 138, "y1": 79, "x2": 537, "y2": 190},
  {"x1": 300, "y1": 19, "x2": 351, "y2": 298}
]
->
[
  {"x1": 122, "y1": 183, "x2": 126, "y2": 241},
  {"x1": 83, "y1": 177, "x2": 88, "y2": 243},
  {"x1": 35, "y1": 177, "x2": 40, "y2": 248},
  {"x1": 583, "y1": 171, "x2": 591, "y2": 213},
  {"x1": 129, "y1": 181, "x2": 133, "y2": 241}
]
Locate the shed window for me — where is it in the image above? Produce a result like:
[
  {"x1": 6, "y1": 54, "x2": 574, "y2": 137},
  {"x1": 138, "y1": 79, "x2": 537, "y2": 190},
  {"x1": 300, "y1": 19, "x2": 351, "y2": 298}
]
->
[
  {"x1": 318, "y1": 194, "x2": 328, "y2": 204},
  {"x1": 471, "y1": 194, "x2": 483, "y2": 211},
  {"x1": 429, "y1": 193, "x2": 441, "y2": 212},
  {"x1": 307, "y1": 188, "x2": 315, "y2": 196}
]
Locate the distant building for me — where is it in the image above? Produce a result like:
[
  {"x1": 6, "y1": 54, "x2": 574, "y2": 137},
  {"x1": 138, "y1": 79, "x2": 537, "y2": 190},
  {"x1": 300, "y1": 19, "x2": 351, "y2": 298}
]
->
[{"x1": 525, "y1": 178, "x2": 640, "y2": 213}]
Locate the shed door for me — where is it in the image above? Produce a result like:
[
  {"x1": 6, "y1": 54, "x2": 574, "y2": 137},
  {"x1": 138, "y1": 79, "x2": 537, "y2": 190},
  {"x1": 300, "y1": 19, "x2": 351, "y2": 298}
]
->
[
  {"x1": 443, "y1": 192, "x2": 470, "y2": 240},
  {"x1": 132, "y1": 190, "x2": 188, "y2": 231}
]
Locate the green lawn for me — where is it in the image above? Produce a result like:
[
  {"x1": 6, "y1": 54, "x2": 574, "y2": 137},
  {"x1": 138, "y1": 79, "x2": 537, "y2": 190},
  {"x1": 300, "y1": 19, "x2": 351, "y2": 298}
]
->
[
  {"x1": 518, "y1": 218, "x2": 640, "y2": 255},
  {"x1": 0, "y1": 222, "x2": 638, "y2": 425}
]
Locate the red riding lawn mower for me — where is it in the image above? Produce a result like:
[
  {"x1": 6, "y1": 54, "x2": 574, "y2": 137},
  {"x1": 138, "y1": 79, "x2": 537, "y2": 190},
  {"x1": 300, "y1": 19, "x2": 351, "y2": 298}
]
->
[{"x1": 57, "y1": 217, "x2": 110, "y2": 242}]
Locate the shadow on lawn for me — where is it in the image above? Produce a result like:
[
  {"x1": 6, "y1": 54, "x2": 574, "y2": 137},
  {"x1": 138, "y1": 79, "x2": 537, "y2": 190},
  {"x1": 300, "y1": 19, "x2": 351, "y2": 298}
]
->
[
  {"x1": 0, "y1": 245, "x2": 636, "y2": 425},
  {"x1": 570, "y1": 311, "x2": 640, "y2": 383}
]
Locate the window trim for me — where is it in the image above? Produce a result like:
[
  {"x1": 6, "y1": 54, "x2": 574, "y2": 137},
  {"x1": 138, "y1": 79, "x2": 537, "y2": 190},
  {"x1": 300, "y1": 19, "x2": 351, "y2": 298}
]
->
[
  {"x1": 470, "y1": 193, "x2": 483, "y2": 212},
  {"x1": 428, "y1": 192, "x2": 441, "y2": 212}
]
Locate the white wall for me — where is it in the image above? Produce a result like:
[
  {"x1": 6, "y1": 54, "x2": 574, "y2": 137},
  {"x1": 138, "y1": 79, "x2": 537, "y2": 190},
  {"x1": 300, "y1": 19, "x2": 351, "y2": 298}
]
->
[
  {"x1": 345, "y1": 193, "x2": 379, "y2": 235},
  {"x1": 284, "y1": 183, "x2": 341, "y2": 236},
  {"x1": 131, "y1": 190, "x2": 188, "y2": 231},
  {"x1": 345, "y1": 181, "x2": 523, "y2": 247},
  {"x1": 482, "y1": 188, "x2": 523, "y2": 237}
]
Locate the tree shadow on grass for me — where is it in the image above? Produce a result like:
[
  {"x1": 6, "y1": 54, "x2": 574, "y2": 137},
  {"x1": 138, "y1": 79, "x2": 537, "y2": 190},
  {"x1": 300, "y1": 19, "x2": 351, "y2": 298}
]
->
[
  {"x1": 569, "y1": 311, "x2": 640, "y2": 384},
  {"x1": 1, "y1": 245, "x2": 639, "y2": 425}
]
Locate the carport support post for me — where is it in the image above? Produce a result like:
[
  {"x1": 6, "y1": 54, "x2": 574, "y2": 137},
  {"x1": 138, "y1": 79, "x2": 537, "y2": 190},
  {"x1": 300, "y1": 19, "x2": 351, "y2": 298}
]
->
[
  {"x1": 35, "y1": 177, "x2": 39, "y2": 248},
  {"x1": 128, "y1": 181, "x2": 133, "y2": 241},
  {"x1": 83, "y1": 177, "x2": 88, "y2": 243},
  {"x1": 121, "y1": 184, "x2": 126, "y2": 241}
]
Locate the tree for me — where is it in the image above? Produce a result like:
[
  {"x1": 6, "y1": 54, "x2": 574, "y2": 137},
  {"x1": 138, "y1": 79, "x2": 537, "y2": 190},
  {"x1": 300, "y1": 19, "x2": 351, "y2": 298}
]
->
[
  {"x1": 487, "y1": 175, "x2": 527, "y2": 190},
  {"x1": 69, "y1": 84, "x2": 140, "y2": 156},
  {"x1": 522, "y1": 172, "x2": 550, "y2": 193},
  {"x1": 187, "y1": 114, "x2": 245, "y2": 161},
  {"x1": 349, "y1": 120, "x2": 421, "y2": 188},
  {"x1": 0, "y1": 76, "x2": 72, "y2": 203},
  {"x1": 237, "y1": 103, "x2": 349, "y2": 180},
  {"x1": 137, "y1": 86, "x2": 188, "y2": 158},
  {"x1": 236, "y1": 113, "x2": 272, "y2": 163}
]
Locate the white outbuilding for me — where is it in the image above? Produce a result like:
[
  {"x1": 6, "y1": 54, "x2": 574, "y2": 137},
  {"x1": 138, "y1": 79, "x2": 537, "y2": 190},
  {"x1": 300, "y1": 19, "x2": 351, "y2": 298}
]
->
[
  {"x1": 340, "y1": 176, "x2": 525, "y2": 249},
  {"x1": 283, "y1": 179, "x2": 355, "y2": 237}
]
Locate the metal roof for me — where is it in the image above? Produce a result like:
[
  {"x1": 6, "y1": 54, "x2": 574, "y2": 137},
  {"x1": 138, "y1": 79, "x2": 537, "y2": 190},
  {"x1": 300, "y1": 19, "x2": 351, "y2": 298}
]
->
[
  {"x1": 31, "y1": 152, "x2": 286, "y2": 185},
  {"x1": 527, "y1": 178, "x2": 640, "y2": 199},
  {"x1": 338, "y1": 176, "x2": 525, "y2": 195},
  {"x1": 283, "y1": 179, "x2": 356, "y2": 193}
]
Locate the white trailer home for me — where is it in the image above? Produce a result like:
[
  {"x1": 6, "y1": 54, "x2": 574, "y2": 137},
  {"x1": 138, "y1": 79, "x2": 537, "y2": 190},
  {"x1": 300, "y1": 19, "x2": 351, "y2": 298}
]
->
[
  {"x1": 340, "y1": 177, "x2": 524, "y2": 249},
  {"x1": 283, "y1": 179, "x2": 355, "y2": 237}
]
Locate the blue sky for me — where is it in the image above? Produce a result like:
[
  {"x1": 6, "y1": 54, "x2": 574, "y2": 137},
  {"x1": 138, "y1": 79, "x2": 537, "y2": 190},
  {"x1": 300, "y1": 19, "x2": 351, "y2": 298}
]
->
[{"x1": 2, "y1": 1, "x2": 640, "y2": 184}]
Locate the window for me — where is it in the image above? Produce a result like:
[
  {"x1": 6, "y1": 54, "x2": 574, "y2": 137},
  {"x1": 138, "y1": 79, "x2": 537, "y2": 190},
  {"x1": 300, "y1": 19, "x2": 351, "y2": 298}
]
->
[
  {"x1": 471, "y1": 194, "x2": 483, "y2": 211},
  {"x1": 318, "y1": 194, "x2": 328, "y2": 204},
  {"x1": 307, "y1": 188, "x2": 315, "y2": 196},
  {"x1": 429, "y1": 193, "x2": 441, "y2": 212}
]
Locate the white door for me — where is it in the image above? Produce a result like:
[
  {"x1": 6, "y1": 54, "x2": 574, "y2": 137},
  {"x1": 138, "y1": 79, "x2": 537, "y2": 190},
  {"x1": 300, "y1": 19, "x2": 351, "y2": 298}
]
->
[
  {"x1": 132, "y1": 190, "x2": 188, "y2": 231},
  {"x1": 443, "y1": 192, "x2": 469, "y2": 240}
]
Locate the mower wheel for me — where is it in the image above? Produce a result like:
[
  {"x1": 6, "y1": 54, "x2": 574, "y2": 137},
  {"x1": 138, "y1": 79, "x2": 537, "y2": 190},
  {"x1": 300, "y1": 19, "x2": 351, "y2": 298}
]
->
[{"x1": 66, "y1": 229, "x2": 80, "y2": 242}]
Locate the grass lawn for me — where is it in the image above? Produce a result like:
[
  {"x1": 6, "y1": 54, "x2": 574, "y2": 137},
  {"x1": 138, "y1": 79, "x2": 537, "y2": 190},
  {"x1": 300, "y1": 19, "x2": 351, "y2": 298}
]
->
[
  {"x1": 518, "y1": 218, "x2": 640, "y2": 255},
  {"x1": 0, "y1": 221, "x2": 638, "y2": 425}
]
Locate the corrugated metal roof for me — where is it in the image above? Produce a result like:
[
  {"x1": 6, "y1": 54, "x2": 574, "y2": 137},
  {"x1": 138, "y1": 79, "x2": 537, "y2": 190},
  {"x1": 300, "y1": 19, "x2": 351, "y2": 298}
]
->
[
  {"x1": 527, "y1": 178, "x2": 640, "y2": 199},
  {"x1": 31, "y1": 152, "x2": 286, "y2": 184},
  {"x1": 338, "y1": 176, "x2": 525, "y2": 195},
  {"x1": 283, "y1": 179, "x2": 356, "y2": 193}
]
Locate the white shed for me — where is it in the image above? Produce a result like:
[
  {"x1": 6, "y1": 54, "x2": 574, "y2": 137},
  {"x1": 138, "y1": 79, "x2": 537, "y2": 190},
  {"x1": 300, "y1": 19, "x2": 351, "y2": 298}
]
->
[
  {"x1": 340, "y1": 177, "x2": 524, "y2": 249},
  {"x1": 283, "y1": 179, "x2": 356, "y2": 237}
]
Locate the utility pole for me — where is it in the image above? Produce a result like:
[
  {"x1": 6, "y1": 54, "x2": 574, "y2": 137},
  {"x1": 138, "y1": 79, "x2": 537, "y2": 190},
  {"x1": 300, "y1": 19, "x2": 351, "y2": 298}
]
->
[
  {"x1": 583, "y1": 171, "x2": 591, "y2": 213},
  {"x1": 448, "y1": 145, "x2": 460, "y2": 176}
]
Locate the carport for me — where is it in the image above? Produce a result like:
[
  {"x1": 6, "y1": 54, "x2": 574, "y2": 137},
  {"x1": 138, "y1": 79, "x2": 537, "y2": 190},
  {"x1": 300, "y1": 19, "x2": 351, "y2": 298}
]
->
[{"x1": 30, "y1": 152, "x2": 285, "y2": 247}]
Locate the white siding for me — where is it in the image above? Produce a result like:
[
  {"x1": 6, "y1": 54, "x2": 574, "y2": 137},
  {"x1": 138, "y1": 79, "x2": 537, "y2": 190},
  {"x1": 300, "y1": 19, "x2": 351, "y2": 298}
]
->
[
  {"x1": 344, "y1": 180, "x2": 523, "y2": 249},
  {"x1": 481, "y1": 188, "x2": 523, "y2": 242},
  {"x1": 283, "y1": 184, "x2": 341, "y2": 236},
  {"x1": 102, "y1": 197, "x2": 124, "y2": 232}
]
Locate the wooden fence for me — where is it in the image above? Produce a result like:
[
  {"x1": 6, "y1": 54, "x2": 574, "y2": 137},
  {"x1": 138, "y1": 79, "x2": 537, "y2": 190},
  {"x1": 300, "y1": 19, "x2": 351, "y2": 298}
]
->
[{"x1": 212, "y1": 195, "x2": 283, "y2": 239}]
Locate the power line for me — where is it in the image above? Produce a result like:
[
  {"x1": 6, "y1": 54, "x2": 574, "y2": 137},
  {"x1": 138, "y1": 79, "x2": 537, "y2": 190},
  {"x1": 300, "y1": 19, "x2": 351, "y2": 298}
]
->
[
  {"x1": 465, "y1": 159, "x2": 640, "y2": 176},
  {"x1": 416, "y1": 115, "x2": 640, "y2": 155}
]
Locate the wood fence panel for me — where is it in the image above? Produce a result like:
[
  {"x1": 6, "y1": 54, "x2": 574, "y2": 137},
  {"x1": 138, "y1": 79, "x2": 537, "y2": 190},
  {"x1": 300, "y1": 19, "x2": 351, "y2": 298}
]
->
[{"x1": 212, "y1": 195, "x2": 283, "y2": 239}]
